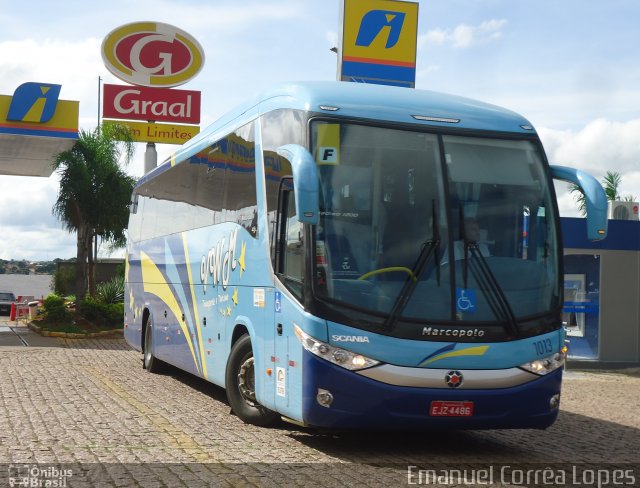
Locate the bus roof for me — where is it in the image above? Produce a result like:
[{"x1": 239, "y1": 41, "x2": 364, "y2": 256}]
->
[
  {"x1": 140, "y1": 81, "x2": 536, "y2": 186},
  {"x1": 255, "y1": 81, "x2": 534, "y2": 132}
]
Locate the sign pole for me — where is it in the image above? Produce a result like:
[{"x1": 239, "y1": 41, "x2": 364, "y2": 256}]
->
[
  {"x1": 337, "y1": 0, "x2": 345, "y2": 81},
  {"x1": 97, "y1": 76, "x2": 102, "y2": 131},
  {"x1": 144, "y1": 142, "x2": 157, "y2": 173}
]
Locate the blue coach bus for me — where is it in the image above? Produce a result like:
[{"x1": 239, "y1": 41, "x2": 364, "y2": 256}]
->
[{"x1": 124, "y1": 82, "x2": 607, "y2": 429}]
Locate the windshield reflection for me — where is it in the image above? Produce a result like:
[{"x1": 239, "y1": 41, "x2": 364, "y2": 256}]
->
[
  {"x1": 443, "y1": 135, "x2": 560, "y2": 323},
  {"x1": 311, "y1": 122, "x2": 560, "y2": 328}
]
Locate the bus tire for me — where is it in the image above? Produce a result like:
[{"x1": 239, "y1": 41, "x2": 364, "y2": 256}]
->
[
  {"x1": 143, "y1": 317, "x2": 165, "y2": 374},
  {"x1": 226, "y1": 334, "x2": 279, "y2": 426}
]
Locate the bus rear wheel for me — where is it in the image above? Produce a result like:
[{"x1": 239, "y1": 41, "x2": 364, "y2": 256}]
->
[
  {"x1": 226, "y1": 334, "x2": 279, "y2": 426},
  {"x1": 143, "y1": 318, "x2": 165, "y2": 374}
]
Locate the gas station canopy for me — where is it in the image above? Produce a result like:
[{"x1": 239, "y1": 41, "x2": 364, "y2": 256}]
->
[
  {"x1": 0, "y1": 133, "x2": 76, "y2": 177},
  {"x1": 0, "y1": 83, "x2": 79, "y2": 177}
]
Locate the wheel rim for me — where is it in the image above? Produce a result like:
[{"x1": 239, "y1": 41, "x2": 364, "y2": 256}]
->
[
  {"x1": 144, "y1": 325, "x2": 152, "y2": 366},
  {"x1": 237, "y1": 356, "x2": 257, "y2": 405}
]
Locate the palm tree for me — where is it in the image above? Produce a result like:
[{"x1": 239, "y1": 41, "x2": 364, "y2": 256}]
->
[
  {"x1": 570, "y1": 170, "x2": 636, "y2": 216},
  {"x1": 53, "y1": 124, "x2": 135, "y2": 308},
  {"x1": 601, "y1": 171, "x2": 622, "y2": 202}
]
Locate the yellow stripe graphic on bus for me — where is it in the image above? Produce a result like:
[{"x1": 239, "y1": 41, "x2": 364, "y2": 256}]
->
[
  {"x1": 182, "y1": 232, "x2": 208, "y2": 380},
  {"x1": 140, "y1": 251, "x2": 200, "y2": 375},
  {"x1": 419, "y1": 346, "x2": 489, "y2": 366}
]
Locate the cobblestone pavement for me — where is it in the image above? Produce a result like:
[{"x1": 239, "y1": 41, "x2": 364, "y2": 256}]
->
[{"x1": 0, "y1": 335, "x2": 639, "y2": 487}]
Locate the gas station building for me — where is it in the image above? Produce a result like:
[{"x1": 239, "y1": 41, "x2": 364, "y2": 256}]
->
[{"x1": 562, "y1": 217, "x2": 640, "y2": 368}]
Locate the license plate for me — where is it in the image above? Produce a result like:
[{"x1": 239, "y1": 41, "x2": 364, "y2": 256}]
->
[{"x1": 430, "y1": 401, "x2": 474, "y2": 417}]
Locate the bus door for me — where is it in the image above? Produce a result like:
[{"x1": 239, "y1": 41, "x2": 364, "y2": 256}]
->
[{"x1": 272, "y1": 180, "x2": 306, "y2": 418}]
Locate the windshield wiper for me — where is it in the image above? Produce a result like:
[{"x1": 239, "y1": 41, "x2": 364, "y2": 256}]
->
[
  {"x1": 457, "y1": 206, "x2": 518, "y2": 337},
  {"x1": 383, "y1": 202, "x2": 440, "y2": 331},
  {"x1": 466, "y1": 242, "x2": 519, "y2": 338}
]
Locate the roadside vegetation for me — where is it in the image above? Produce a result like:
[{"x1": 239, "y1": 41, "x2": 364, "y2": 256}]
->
[
  {"x1": 34, "y1": 122, "x2": 135, "y2": 335},
  {"x1": 570, "y1": 170, "x2": 637, "y2": 215},
  {"x1": 34, "y1": 273, "x2": 125, "y2": 335},
  {"x1": 52, "y1": 123, "x2": 135, "y2": 316}
]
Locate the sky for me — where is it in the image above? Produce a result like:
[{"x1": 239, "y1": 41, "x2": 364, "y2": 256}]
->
[{"x1": 0, "y1": 0, "x2": 639, "y2": 261}]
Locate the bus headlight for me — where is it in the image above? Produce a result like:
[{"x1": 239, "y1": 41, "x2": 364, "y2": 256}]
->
[
  {"x1": 294, "y1": 325, "x2": 380, "y2": 371},
  {"x1": 519, "y1": 350, "x2": 566, "y2": 376}
]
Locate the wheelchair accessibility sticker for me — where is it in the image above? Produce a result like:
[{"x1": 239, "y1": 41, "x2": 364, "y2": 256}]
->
[
  {"x1": 456, "y1": 288, "x2": 477, "y2": 313},
  {"x1": 275, "y1": 291, "x2": 282, "y2": 313}
]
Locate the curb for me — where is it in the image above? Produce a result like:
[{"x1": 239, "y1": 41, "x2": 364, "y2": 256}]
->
[{"x1": 27, "y1": 322, "x2": 124, "y2": 339}]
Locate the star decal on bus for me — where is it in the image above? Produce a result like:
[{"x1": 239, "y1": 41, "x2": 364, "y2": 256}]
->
[
  {"x1": 227, "y1": 305, "x2": 232, "y2": 316},
  {"x1": 232, "y1": 287, "x2": 238, "y2": 306},
  {"x1": 239, "y1": 241, "x2": 247, "y2": 276}
]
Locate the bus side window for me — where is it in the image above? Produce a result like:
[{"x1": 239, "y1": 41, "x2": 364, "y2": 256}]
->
[{"x1": 276, "y1": 181, "x2": 304, "y2": 300}]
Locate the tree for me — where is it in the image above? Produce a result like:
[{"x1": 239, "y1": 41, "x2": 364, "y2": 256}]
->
[
  {"x1": 52, "y1": 124, "x2": 135, "y2": 311},
  {"x1": 601, "y1": 171, "x2": 622, "y2": 202},
  {"x1": 570, "y1": 170, "x2": 637, "y2": 216}
]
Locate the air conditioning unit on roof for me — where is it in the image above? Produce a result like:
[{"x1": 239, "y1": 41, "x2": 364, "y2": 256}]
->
[{"x1": 608, "y1": 201, "x2": 639, "y2": 221}]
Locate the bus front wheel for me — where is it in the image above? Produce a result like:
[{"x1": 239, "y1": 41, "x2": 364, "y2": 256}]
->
[{"x1": 226, "y1": 334, "x2": 279, "y2": 426}]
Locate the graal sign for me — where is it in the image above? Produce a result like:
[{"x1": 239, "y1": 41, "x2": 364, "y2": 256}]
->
[
  {"x1": 101, "y1": 21, "x2": 205, "y2": 87},
  {"x1": 102, "y1": 84, "x2": 201, "y2": 124}
]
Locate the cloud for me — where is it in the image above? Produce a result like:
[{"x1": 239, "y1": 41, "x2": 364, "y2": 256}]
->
[
  {"x1": 416, "y1": 65, "x2": 441, "y2": 83},
  {"x1": 137, "y1": 0, "x2": 305, "y2": 32},
  {"x1": 325, "y1": 30, "x2": 339, "y2": 49},
  {"x1": 0, "y1": 173, "x2": 130, "y2": 260},
  {"x1": 539, "y1": 118, "x2": 640, "y2": 215},
  {"x1": 0, "y1": 38, "x2": 104, "y2": 110},
  {"x1": 539, "y1": 118, "x2": 640, "y2": 178},
  {"x1": 0, "y1": 175, "x2": 73, "y2": 260},
  {"x1": 419, "y1": 19, "x2": 508, "y2": 49},
  {"x1": 0, "y1": 176, "x2": 60, "y2": 227},
  {"x1": 0, "y1": 1, "x2": 306, "y2": 42},
  {"x1": 0, "y1": 226, "x2": 76, "y2": 261}
]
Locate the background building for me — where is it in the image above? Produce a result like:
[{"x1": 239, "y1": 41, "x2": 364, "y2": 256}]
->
[{"x1": 562, "y1": 217, "x2": 640, "y2": 368}]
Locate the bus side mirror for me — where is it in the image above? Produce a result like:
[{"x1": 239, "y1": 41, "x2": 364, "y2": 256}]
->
[
  {"x1": 277, "y1": 144, "x2": 319, "y2": 225},
  {"x1": 550, "y1": 165, "x2": 608, "y2": 241}
]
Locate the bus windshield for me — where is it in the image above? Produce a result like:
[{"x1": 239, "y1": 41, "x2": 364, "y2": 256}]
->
[{"x1": 311, "y1": 121, "x2": 560, "y2": 329}]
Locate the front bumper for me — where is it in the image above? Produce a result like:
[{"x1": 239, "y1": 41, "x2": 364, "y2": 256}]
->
[{"x1": 302, "y1": 350, "x2": 562, "y2": 430}]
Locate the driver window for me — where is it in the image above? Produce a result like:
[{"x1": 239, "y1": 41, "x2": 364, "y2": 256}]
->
[{"x1": 282, "y1": 191, "x2": 304, "y2": 299}]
